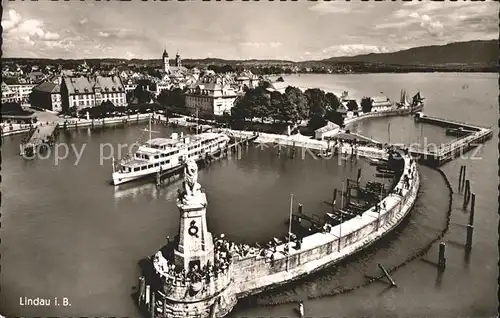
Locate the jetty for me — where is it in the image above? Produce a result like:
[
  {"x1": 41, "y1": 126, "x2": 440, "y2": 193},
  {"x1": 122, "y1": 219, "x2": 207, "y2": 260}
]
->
[
  {"x1": 409, "y1": 113, "x2": 493, "y2": 166},
  {"x1": 136, "y1": 145, "x2": 419, "y2": 318},
  {"x1": 20, "y1": 123, "x2": 58, "y2": 157}
]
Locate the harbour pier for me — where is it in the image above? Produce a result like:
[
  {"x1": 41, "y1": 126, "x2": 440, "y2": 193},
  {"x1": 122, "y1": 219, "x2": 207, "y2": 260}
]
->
[
  {"x1": 408, "y1": 113, "x2": 492, "y2": 166},
  {"x1": 19, "y1": 123, "x2": 58, "y2": 157},
  {"x1": 138, "y1": 146, "x2": 420, "y2": 318}
]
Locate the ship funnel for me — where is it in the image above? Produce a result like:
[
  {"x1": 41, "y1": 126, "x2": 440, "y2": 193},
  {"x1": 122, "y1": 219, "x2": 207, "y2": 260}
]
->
[{"x1": 171, "y1": 132, "x2": 178, "y2": 140}]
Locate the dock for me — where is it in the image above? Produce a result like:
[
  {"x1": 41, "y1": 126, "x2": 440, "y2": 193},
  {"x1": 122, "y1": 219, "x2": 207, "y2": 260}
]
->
[
  {"x1": 408, "y1": 113, "x2": 493, "y2": 166},
  {"x1": 20, "y1": 123, "x2": 58, "y2": 157}
]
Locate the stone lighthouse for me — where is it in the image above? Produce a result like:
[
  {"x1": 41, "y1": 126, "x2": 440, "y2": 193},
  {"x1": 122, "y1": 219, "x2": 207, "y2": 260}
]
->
[{"x1": 138, "y1": 159, "x2": 237, "y2": 318}]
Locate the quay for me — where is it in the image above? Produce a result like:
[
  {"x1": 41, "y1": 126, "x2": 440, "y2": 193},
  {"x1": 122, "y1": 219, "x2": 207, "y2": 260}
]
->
[
  {"x1": 19, "y1": 123, "x2": 58, "y2": 156},
  {"x1": 408, "y1": 113, "x2": 493, "y2": 166},
  {"x1": 137, "y1": 145, "x2": 419, "y2": 318}
]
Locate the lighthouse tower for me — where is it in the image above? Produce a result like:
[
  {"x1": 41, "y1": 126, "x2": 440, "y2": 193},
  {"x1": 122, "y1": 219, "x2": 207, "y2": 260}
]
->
[
  {"x1": 162, "y1": 48, "x2": 170, "y2": 73},
  {"x1": 173, "y1": 160, "x2": 214, "y2": 271}
]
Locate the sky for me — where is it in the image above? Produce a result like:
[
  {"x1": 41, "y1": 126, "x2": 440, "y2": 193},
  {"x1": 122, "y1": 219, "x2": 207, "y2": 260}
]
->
[{"x1": 2, "y1": 0, "x2": 498, "y2": 61}]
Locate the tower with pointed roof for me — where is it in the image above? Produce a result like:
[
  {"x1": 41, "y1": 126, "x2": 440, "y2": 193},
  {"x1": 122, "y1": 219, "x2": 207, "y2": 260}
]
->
[
  {"x1": 175, "y1": 51, "x2": 182, "y2": 68},
  {"x1": 162, "y1": 48, "x2": 170, "y2": 73}
]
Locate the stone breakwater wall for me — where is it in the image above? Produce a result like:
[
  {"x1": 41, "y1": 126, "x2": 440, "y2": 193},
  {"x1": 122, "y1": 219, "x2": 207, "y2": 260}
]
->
[
  {"x1": 1, "y1": 114, "x2": 154, "y2": 137},
  {"x1": 231, "y1": 153, "x2": 419, "y2": 299}
]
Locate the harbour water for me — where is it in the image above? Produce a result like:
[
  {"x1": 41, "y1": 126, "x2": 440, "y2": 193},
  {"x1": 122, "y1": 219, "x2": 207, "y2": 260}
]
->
[{"x1": 1, "y1": 73, "x2": 497, "y2": 317}]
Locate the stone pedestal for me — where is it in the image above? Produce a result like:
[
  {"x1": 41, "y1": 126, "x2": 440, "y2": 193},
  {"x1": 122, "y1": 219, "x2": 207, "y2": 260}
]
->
[{"x1": 174, "y1": 191, "x2": 214, "y2": 271}]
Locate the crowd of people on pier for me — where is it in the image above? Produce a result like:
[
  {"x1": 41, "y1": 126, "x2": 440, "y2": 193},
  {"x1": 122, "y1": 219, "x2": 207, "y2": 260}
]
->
[{"x1": 152, "y1": 250, "x2": 231, "y2": 286}]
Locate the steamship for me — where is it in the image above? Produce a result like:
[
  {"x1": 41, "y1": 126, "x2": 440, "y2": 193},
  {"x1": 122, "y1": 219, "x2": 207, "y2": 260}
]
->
[{"x1": 112, "y1": 131, "x2": 230, "y2": 185}]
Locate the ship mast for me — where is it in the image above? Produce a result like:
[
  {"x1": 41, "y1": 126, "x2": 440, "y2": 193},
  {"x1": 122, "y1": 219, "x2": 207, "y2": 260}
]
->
[
  {"x1": 196, "y1": 107, "x2": 199, "y2": 135},
  {"x1": 338, "y1": 181, "x2": 344, "y2": 252},
  {"x1": 141, "y1": 115, "x2": 159, "y2": 141}
]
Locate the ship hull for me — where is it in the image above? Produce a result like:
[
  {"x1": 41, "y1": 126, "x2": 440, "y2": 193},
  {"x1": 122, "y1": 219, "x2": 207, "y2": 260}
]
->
[{"x1": 113, "y1": 141, "x2": 229, "y2": 186}]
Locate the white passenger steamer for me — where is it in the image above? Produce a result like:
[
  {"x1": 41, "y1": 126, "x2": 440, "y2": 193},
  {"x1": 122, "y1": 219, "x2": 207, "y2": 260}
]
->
[{"x1": 112, "y1": 120, "x2": 229, "y2": 185}]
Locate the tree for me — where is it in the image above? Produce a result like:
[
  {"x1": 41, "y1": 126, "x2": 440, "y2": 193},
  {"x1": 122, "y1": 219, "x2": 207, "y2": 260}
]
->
[
  {"x1": 361, "y1": 97, "x2": 373, "y2": 113},
  {"x1": 307, "y1": 114, "x2": 327, "y2": 132},
  {"x1": 269, "y1": 91, "x2": 283, "y2": 123},
  {"x1": 132, "y1": 84, "x2": 153, "y2": 104},
  {"x1": 284, "y1": 86, "x2": 308, "y2": 124},
  {"x1": 346, "y1": 100, "x2": 359, "y2": 112},
  {"x1": 304, "y1": 88, "x2": 327, "y2": 118},
  {"x1": 158, "y1": 87, "x2": 186, "y2": 109},
  {"x1": 325, "y1": 92, "x2": 340, "y2": 112},
  {"x1": 326, "y1": 111, "x2": 344, "y2": 127}
]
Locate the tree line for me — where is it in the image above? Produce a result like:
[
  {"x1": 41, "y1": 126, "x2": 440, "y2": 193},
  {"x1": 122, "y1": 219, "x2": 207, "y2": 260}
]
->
[{"x1": 230, "y1": 86, "x2": 345, "y2": 131}]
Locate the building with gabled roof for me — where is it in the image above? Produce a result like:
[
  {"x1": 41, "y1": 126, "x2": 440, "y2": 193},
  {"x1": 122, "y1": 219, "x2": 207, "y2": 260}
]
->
[
  {"x1": 370, "y1": 95, "x2": 393, "y2": 112},
  {"x1": 314, "y1": 121, "x2": 340, "y2": 140},
  {"x1": 60, "y1": 75, "x2": 126, "y2": 111},
  {"x1": 30, "y1": 82, "x2": 62, "y2": 112}
]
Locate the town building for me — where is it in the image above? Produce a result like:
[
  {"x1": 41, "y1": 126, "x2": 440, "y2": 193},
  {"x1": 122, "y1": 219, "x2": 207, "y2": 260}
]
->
[
  {"x1": 7, "y1": 83, "x2": 36, "y2": 105},
  {"x1": 185, "y1": 76, "x2": 239, "y2": 116},
  {"x1": 60, "y1": 75, "x2": 127, "y2": 111},
  {"x1": 1, "y1": 81, "x2": 17, "y2": 104},
  {"x1": 314, "y1": 121, "x2": 341, "y2": 140},
  {"x1": 265, "y1": 81, "x2": 287, "y2": 94},
  {"x1": 30, "y1": 82, "x2": 62, "y2": 112},
  {"x1": 235, "y1": 70, "x2": 260, "y2": 90},
  {"x1": 370, "y1": 96, "x2": 393, "y2": 112}
]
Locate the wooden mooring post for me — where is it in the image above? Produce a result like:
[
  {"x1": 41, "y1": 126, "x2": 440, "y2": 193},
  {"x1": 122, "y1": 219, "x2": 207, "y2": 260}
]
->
[
  {"x1": 466, "y1": 224, "x2": 473, "y2": 251},
  {"x1": 461, "y1": 166, "x2": 467, "y2": 191},
  {"x1": 438, "y1": 242, "x2": 446, "y2": 270},
  {"x1": 378, "y1": 263, "x2": 397, "y2": 287},
  {"x1": 469, "y1": 193, "x2": 476, "y2": 225},
  {"x1": 298, "y1": 203, "x2": 303, "y2": 214},
  {"x1": 149, "y1": 289, "x2": 155, "y2": 316},
  {"x1": 138, "y1": 276, "x2": 145, "y2": 305},
  {"x1": 458, "y1": 166, "x2": 464, "y2": 190},
  {"x1": 145, "y1": 284, "x2": 150, "y2": 306},
  {"x1": 463, "y1": 180, "x2": 470, "y2": 208}
]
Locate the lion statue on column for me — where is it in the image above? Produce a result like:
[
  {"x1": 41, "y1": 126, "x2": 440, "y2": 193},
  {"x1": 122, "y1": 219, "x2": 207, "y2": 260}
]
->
[{"x1": 183, "y1": 159, "x2": 201, "y2": 198}]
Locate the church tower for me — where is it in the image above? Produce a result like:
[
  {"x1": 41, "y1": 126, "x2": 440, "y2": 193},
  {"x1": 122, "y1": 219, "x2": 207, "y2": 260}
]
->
[
  {"x1": 175, "y1": 51, "x2": 182, "y2": 68},
  {"x1": 162, "y1": 48, "x2": 170, "y2": 73}
]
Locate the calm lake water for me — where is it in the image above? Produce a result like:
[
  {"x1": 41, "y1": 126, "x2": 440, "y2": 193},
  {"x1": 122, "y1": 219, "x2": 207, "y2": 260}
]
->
[{"x1": 1, "y1": 73, "x2": 497, "y2": 317}]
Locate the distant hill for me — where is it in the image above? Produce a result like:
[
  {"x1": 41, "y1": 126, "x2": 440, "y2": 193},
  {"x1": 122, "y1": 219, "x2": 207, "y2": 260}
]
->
[
  {"x1": 319, "y1": 40, "x2": 498, "y2": 66},
  {"x1": 2, "y1": 40, "x2": 497, "y2": 72}
]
